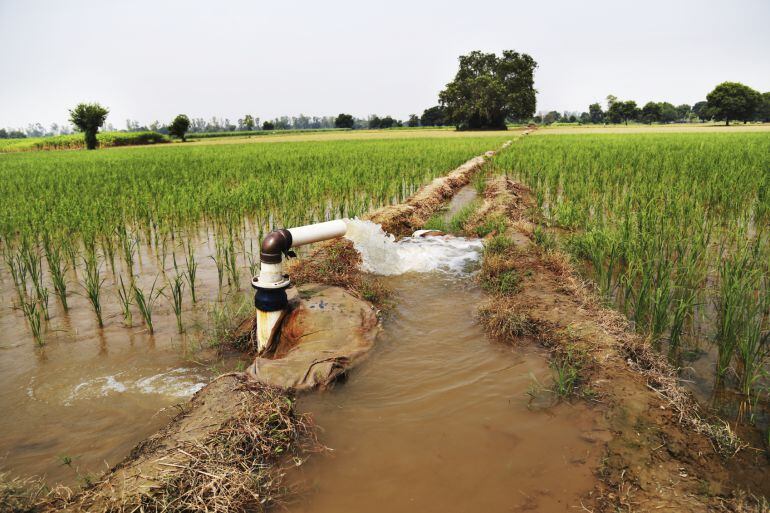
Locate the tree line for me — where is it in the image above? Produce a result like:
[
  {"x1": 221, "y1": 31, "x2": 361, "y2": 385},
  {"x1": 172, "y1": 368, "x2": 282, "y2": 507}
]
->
[{"x1": 537, "y1": 82, "x2": 770, "y2": 126}]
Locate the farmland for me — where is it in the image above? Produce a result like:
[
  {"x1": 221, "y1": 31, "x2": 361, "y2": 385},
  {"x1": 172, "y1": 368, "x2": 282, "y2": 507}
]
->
[
  {"x1": 1, "y1": 127, "x2": 770, "y2": 510},
  {"x1": 495, "y1": 131, "x2": 770, "y2": 416}
]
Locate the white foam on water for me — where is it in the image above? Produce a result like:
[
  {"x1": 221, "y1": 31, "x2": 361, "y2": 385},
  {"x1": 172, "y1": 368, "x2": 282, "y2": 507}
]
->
[
  {"x1": 64, "y1": 368, "x2": 207, "y2": 404},
  {"x1": 343, "y1": 219, "x2": 483, "y2": 276}
]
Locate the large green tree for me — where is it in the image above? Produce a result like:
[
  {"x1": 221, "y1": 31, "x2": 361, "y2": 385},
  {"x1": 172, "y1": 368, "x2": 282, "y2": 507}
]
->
[
  {"x1": 168, "y1": 114, "x2": 190, "y2": 141},
  {"x1": 641, "y1": 102, "x2": 662, "y2": 124},
  {"x1": 706, "y1": 82, "x2": 762, "y2": 125},
  {"x1": 69, "y1": 102, "x2": 109, "y2": 150},
  {"x1": 439, "y1": 50, "x2": 537, "y2": 130}
]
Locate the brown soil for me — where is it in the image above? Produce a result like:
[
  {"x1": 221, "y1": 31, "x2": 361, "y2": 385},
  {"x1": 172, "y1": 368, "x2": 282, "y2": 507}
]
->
[{"x1": 471, "y1": 176, "x2": 770, "y2": 512}]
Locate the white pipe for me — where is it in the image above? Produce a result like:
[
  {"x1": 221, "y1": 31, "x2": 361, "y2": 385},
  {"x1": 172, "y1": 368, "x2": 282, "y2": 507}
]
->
[{"x1": 288, "y1": 220, "x2": 347, "y2": 247}]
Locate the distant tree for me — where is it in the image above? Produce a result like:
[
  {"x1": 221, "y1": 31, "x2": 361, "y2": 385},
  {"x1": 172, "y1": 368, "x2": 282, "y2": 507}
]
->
[
  {"x1": 532, "y1": 115, "x2": 543, "y2": 124},
  {"x1": 692, "y1": 101, "x2": 710, "y2": 122},
  {"x1": 0, "y1": 128, "x2": 7, "y2": 139},
  {"x1": 262, "y1": 120, "x2": 275, "y2": 130},
  {"x1": 567, "y1": 114, "x2": 577, "y2": 123},
  {"x1": 69, "y1": 102, "x2": 109, "y2": 150},
  {"x1": 420, "y1": 106, "x2": 448, "y2": 126},
  {"x1": 606, "y1": 95, "x2": 618, "y2": 111},
  {"x1": 641, "y1": 102, "x2": 662, "y2": 124},
  {"x1": 407, "y1": 114, "x2": 420, "y2": 127},
  {"x1": 579, "y1": 112, "x2": 590, "y2": 124},
  {"x1": 334, "y1": 113, "x2": 355, "y2": 129},
  {"x1": 439, "y1": 50, "x2": 537, "y2": 130},
  {"x1": 754, "y1": 92, "x2": 770, "y2": 122},
  {"x1": 243, "y1": 114, "x2": 255, "y2": 131},
  {"x1": 168, "y1": 114, "x2": 191, "y2": 142},
  {"x1": 658, "y1": 102, "x2": 678, "y2": 123},
  {"x1": 543, "y1": 111, "x2": 561, "y2": 125},
  {"x1": 706, "y1": 82, "x2": 762, "y2": 125},
  {"x1": 368, "y1": 115, "x2": 382, "y2": 129},
  {"x1": 608, "y1": 100, "x2": 638, "y2": 125},
  {"x1": 588, "y1": 103, "x2": 604, "y2": 123},
  {"x1": 379, "y1": 116, "x2": 396, "y2": 129},
  {"x1": 676, "y1": 104, "x2": 691, "y2": 122}
]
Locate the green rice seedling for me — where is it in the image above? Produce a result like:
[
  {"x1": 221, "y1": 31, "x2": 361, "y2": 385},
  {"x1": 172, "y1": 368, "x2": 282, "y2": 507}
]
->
[
  {"x1": 549, "y1": 346, "x2": 585, "y2": 399},
  {"x1": 82, "y1": 250, "x2": 105, "y2": 328},
  {"x1": 184, "y1": 238, "x2": 198, "y2": 303},
  {"x1": 472, "y1": 171, "x2": 488, "y2": 194},
  {"x1": 246, "y1": 239, "x2": 259, "y2": 279},
  {"x1": 224, "y1": 237, "x2": 240, "y2": 290},
  {"x1": 531, "y1": 226, "x2": 557, "y2": 252},
  {"x1": 43, "y1": 237, "x2": 69, "y2": 312},
  {"x1": 166, "y1": 256, "x2": 186, "y2": 333},
  {"x1": 133, "y1": 276, "x2": 163, "y2": 334},
  {"x1": 21, "y1": 297, "x2": 44, "y2": 346},
  {"x1": 211, "y1": 239, "x2": 225, "y2": 293},
  {"x1": 101, "y1": 234, "x2": 117, "y2": 278},
  {"x1": 117, "y1": 225, "x2": 137, "y2": 283},
  {"x1": 4, "y1": 248, "x2": 28, "y2": 304},
  {"x1": 116, "y1": 275, "x2": 133, "y2": 327}
]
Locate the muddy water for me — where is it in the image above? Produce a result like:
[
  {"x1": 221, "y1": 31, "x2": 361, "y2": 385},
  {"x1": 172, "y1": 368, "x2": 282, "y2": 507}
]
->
[
  {"x1": 291, "y1": 270, "x2": 606, "y2": 513},
  {"x1": 0, "y1": 230, "x2": 253, "y2": 485}
]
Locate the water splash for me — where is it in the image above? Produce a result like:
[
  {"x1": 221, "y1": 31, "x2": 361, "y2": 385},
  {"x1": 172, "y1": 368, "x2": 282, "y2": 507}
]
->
[{"x1": 344, "y1": 219, "x2": 482, "y2": 276}]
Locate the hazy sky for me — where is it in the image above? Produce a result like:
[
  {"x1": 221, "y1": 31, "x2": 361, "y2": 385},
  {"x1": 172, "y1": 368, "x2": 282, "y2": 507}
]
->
[{"x1": 1, "y1": 0, "x2": 769, "y2": 128}]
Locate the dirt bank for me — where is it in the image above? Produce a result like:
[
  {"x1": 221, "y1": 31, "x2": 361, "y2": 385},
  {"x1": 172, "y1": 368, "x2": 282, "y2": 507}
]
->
[{"x1": 469, "y1": 175, "x2": 770, "y2": 511}]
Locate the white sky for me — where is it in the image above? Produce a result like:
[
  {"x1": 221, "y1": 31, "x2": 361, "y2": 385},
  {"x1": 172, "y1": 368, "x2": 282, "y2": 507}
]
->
[{"x1": 1, "y1": 0, "x2": 769, "y2": 128}]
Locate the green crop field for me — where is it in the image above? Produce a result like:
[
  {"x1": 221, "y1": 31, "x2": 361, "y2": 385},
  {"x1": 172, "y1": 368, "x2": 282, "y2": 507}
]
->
[
  {"x1": 494, "y1": 132, "x2": 770, "y2": 403},
  {"x1": 0, "y1": 134, "x2": 509, "y2": 341},
  {"x1": 0, "y1": 131, "x2": 169, "y2": 152}
]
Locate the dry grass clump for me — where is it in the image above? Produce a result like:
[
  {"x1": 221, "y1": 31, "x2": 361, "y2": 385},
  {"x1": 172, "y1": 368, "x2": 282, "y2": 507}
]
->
[
  {"x1": 0, "y1": 472, "x2": 48, "y2": 513},
  {"x1": 287, "y1": 239, "x2": 389, "y2": 306},
  {"x1": 477, "y1": 298, "x2": 536, "y2": 340}
]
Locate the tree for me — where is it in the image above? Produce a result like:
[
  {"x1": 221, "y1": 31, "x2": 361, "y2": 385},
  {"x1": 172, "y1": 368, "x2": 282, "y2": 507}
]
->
[
  {"x1": 658, "y1": 102, "x2": 678, "y2": 123},
  {"x1": 543, "y1": 111, "x2": 561, "y2": 125},
  {"x1": 243, "y1": 114, "x2": 255, "y2": 131},
  {"x1": 407, "y1": 114, "x2": 419, "y2": 127},
  {"x1": 438, "y1": 50, "x2": 537, "y2": 130},
  {"x1": 420, "y1": 106, "x2": 447, "y2": 126},
  {"x1": 262, "y1": 120, "x2": 275, "y2": 130},
  {"x1": 579, "y1": 112, "x2": 590, "y2": 124},
  {"x1": 608, "y1": 100, "x2": 638, "y2": 125},
  {"x1": 706, "y1": 82, "x2": 762, "y2": 125},
  {"x1": 69, "y1": 102, "x2": 109, "y2": 150},
  {"x1": 368, "y1": 115, "x2": 382, "y2": 129},
  {"x1": 754, "y1": 92, "x2": 770, "y2": 122},
  {"x1": 168, "y1": 114, "x2": 191, "y2": 142},
  {"x1": 588, "y1": 103, "x2": 604, "y2": 123},
  {"x1": 641, "y1": 102, "x2": 662, "y2": 124},
  {"x1": 692, "y1": 101, "x2": 710, "y2": 122},
  {"x1": 676, "y1": 104, "x2": 691, "y2": 122},
  {"x1": 334, "y1": 113, "x2": 355, "y2": 129},
  {"x1": 0, "y1": 128, "x2": 7, "y2": 139},
  {"x1": 379, "y1": 116, "x2": 396, "y2": 129}
]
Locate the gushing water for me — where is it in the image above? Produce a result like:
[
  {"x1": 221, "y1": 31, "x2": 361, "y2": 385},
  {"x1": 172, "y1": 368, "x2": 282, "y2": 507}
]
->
[{"x1": 343, "y1": 219, "x2": 482, "y2": 276}]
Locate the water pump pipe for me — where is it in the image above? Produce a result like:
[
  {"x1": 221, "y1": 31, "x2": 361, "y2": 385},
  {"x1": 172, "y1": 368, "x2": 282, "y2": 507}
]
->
[{"x1": 251, "y1": 219, "x2": 347, "y2": 353}]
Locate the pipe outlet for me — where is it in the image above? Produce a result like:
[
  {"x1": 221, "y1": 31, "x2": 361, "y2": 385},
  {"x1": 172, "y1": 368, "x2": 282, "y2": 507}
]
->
[{"x1": 251, "y1": 219, "x2": 347, "y2": 354}]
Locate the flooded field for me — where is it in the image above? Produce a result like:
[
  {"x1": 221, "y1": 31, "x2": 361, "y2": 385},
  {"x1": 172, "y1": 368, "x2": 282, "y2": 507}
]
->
[{"x1": 0, "y1": 229, "x2": 252, "y2": 485}]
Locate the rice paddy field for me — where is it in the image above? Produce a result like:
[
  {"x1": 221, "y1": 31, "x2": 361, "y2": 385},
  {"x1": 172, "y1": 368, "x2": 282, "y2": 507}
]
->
[
  {"x1": 0, "y1": 133, "x2": 510, "y2": 484},
  {"x1": 2, "y1": 126, "x2": 770, "y2": 507},
  {"x1": 496, "y1": 131, "x2": 770, "y2": 424}
]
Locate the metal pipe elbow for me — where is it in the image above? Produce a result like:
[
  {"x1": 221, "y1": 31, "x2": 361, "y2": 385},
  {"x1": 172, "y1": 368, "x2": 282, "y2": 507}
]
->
[{"x1": 260, "y1": 229, "x2": 292, "y2": 264}]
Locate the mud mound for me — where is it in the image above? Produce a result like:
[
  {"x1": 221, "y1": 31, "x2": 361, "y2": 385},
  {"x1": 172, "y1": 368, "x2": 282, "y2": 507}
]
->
[{"x1": 248, "y1": 284, "x2": 380, "y2": 390}]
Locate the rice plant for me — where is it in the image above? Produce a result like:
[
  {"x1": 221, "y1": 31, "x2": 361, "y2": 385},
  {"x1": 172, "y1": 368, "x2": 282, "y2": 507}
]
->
[
  {"x1": 20, "y1": 296, "x2": 44, "y2": 346},
  {"x1": 184, "y1": 238, "x2": 198, "y2": 303},
  {"x1": 116, "y1": 275, "x2": 133, "y2": 327},
  {"x1": 82, "y1": 249, "x2": 105, "y2": 327},
  {"x1": 133, "y1": 276, "x2": 163, "y2": 334},
  {"x1": 166, "y1": 256, "x2": 186, "y2": 333}
]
